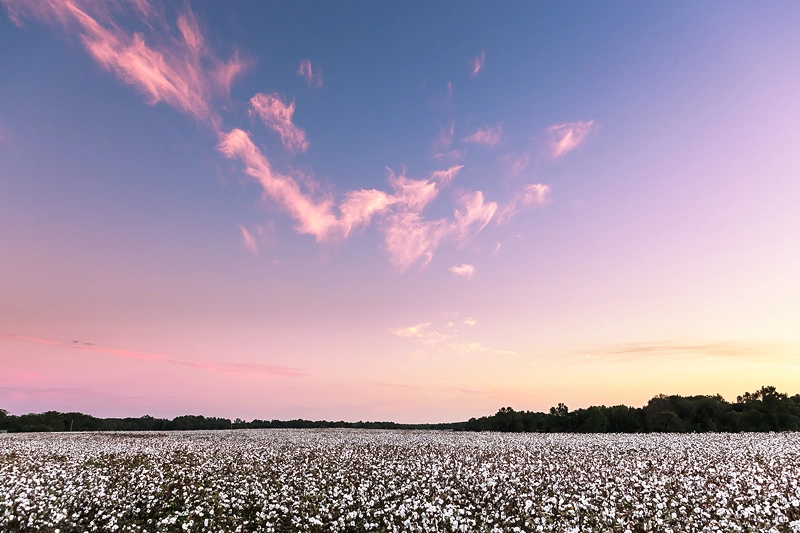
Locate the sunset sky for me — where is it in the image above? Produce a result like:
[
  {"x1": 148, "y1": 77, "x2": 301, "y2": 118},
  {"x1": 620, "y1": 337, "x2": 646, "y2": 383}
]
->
[{"x1": 1, "y1": 1, "x2": 799, "y2": 423}]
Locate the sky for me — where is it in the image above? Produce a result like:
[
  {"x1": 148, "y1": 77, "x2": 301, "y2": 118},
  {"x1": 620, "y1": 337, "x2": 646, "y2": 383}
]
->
[{"x1": 1, "y1": 1, "x2": 799, "y2": 423}]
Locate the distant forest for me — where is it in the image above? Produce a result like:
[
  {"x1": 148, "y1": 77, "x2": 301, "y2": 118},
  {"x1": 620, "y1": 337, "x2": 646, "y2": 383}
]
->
[{"x1": 2, "y1": 386, "x2": 799, "y2": 433}]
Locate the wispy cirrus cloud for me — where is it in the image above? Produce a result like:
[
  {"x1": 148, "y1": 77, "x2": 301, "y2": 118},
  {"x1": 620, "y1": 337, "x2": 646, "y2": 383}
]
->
[
  {"x1": 547, "y1": 120, "x2": 595, "y2": 159},
  {"x1": 389, "y1": 317, "x2": 514, "y2": 355},
  {"x1": 2, "y1": 0, "x2": 248, "y2": 128},
  {"x1": 382, "y1": 189, "x2": 497, "y2": 270},
  {"x1": 463, "y1": 124, "x2": 502, "y2": 147},
  {"x1": 2, "y1": 0, "x2": 549, "y2": 273},
  {"x1": 449, "y1": 264, "x2": 475, "y2": 279},
  {"x1": 470, "y1": 50, "x2": 485, "y2": 78},
  {"x1": 507, "y1": 152, "x2": 531, "y2": 176},
  {"x1": 432, "y1": 149, "x2": 462, "y2": 161},
  {"x1": 576, "y1": 340, "x2": 798, "y2": 363},
  {"x1": 173, "y1": 359, "x2": 305, "y2": 377},
  {"x1": 218, "y1": 129, "x2": 339, "y2": 240},
  {"x1": 383, "y1": 212, "x2": 452, "y2": 269},
  {"x1": 0, "y1": 333, "x2": 305, "y2": 377},
  {"x1": 250, "y1": 93, "x2": 309, "y2": 153},
  {"x1": 522, "y1": 183, "x2": 552, "y2": 206},
  {"x1": 238, "y1": 225, "x2": 259, "y2": 256},
  {"x1": 338, "y1": 189, "x2": 395, "y2": 237},
  {"x1": 218, "y1": 128, "x2": 495, "y2": 267},
  {"x1": 446, "y1": 342, "x2": 516, "y2": 356},
  {"x1": 389, "y1": 323, "x2": 432, "y2": 338},
  {"x1": 388, "y1": 323, "x2": 449, "y2": 345},
  {"x1": 432, "y1": 120, "x2": 454, "y2": 152},
  {"x1": 429, "y1": 164, "x2": 462, "y2": 185},
  {"x1": 297, "y1": 59, "x2": 322, "y2": 87},
  {"x1": 496, "y1": 183, "x2": 552, "y2": 224}
]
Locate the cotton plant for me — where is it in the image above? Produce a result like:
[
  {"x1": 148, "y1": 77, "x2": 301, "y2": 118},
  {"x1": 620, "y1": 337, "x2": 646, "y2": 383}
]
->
[{"x1": 1, "y1": 430, "x2": 800, "y2": 532}]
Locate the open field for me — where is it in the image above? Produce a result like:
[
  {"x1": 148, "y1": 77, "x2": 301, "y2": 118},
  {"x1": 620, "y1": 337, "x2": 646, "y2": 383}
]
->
[{"x1": 2, "y1": 430, "x2": 800, "y2": 533}]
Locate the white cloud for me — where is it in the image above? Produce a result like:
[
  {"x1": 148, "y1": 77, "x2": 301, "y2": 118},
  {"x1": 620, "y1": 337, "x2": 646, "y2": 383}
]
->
[{"x1": 449, "y1": 264, "x2": 475, "y2": 278}]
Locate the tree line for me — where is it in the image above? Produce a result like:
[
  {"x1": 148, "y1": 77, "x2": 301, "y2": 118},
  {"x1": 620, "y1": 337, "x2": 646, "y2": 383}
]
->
[
  {"x1": 0, "y1": 410, "x2": 461, "y2": 433},
  {"x1": 464, "y1": 386, "x2": 800, "y2": 432},
  {"x1": 1, "y1": 386, "x2": 798, "y2": 433}
]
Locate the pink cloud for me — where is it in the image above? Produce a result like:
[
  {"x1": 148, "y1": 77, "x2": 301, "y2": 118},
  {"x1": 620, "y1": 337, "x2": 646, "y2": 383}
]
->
[
  {"x1": 238, "y1": 225, "x2": 259, "y2": 256},
  {"x1": 470, "y1": 50, "x2": 485, "y2": 78},
  {"x1": 445, "y1": 341, "x2": 515, "y2": 355},
  {"x1": 0, "y1": 333, "x2": 64, "y2": 348},
  {"x1": 374, "y1": 173, "x2": 499, "y2": 270},
  {"x1": 4, "y1": 1, "x2": 508, "y2": 271},
  {"x1": 171, "y1": 360, "x2": 305, "y2": 378},
  {"x1": 2, "y1": 0, "x2": 248, "y2": 127},
  {"x1": 508, "y1": 152, "x2": 531, "y2": 176},
  {"x1": 449, "y1": 264, "x2": 475, "y2": 279},
  {"x1": 218, "y1": 129, "x2": 339, "y2": 240},
  {"x1": 547, "y1": 120, "x2": 595, "y2": 159},
  {"x1": 213, "y1": 50, "x2": 250, "y2": 98},
  {"x1": 375, "y1": 170, "x2": 498, "y2": 270},
  {"x1": 383, "y1": 212, "x2": 453, "y2": 269},
  {"x1": 522, "y1": 183, "x2": 552, "y2": 206},
  {"x1": 380, "y1": 192, "x2": 497, "y2": 271},
  {"x1": 388, "y1": 323, "x2": 449, "y2": 345},
  {"x1": 297, "y1": 59, "x2": 323, "y2": 87},
  {"x1": 389, "y1": 323, "x2": 432, "y2": 338},
  {"x1": 462, "y1": 317, "x2": 477, "y2": 326},
  {"x1": 433, "y1": 149, "x2": 462, "y2": 161},
  {"x1": 429, "y1": 165, "x2": 463, "y2": 185},
  {"x1": 462, "y1": 124, "x2": 502, "y2": 147},
  {"x1": 339, "y1": 189, "x2": 395, "y2": 237},
  {"x1": 219, "y1": 128, "x2": 497, "y2": 262},
  {"x1": 388, "y1": 170, "x2": 440, "y2": 212},
  {"x1": 496, "y1": 183, "x2": 552, "y2": 224},
  {"x1": 1, "y1": 333, "x2": 304, "y2": 378},
  {"x1": 453, "y1": 191, "x2": 497, "y2": 240},
  {"x1": 432, "y1": 120, "x2": 454, "y2": 152},
  {"x1": 250, "y1": 93, "x2": 309, "y2": 153}
]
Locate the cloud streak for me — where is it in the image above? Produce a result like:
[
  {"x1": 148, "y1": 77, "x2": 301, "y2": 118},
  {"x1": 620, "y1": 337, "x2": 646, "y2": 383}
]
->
[
  {"x1": 389, "y1": 317, "x2": 515, "y2": 356},
  {"x1": 2, "y1": 0, "x2": 564, "y2": 272},
  {"x1": 547, "y1": 120, "x2": 595, "y2": 159},
  {"x1": 389, "y1": 323, "x2": 432, "y2": 339},
  {"x1": 219, "y1": 129, "x2": 339, "y2": 240},
  {"x1": 496, "y1": 183, "x2": 552, "y2": 224},
  {"x1": 522, "y1": 183, "x2": 551, "y2": 206},
  {"x1": 250, "y1": 93, "x2": 309, "y2": 153},
  {"x1": 238, "y1": 225, "x2": 259, "y2": 255},
  {"x1": 577, "y1": 340, "x2": 798, "y2": 363},
  {"x1": 297, "y1": 59, "x2": 322, "y2": 87},
  {"x1": 3, "y1": 0, "x2": 248, "y2": 129},
  {"x1": 218, "y1": 131, "x2": 495, "y2": 269},
  {"x1": 446, "y1": 342, "x2": 516, "y2": 356},
  {"x1": 463, "y1": 124, "x2": 502, "y2": 147},
  {"x1": 470, "y1": 50, "x2": 485, "y2": 78},
  {"x1": 0, "y1": 333, "x2": 305, "y2": 377},
  {"x1": 389, "y1": 323, "x2": 449, "y2": 345}
]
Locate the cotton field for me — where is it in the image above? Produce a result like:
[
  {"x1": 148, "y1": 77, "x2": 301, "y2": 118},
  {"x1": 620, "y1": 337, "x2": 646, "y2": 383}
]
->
[{"x1": 1, "y1": 430, "x2": 800, "y2": 533}]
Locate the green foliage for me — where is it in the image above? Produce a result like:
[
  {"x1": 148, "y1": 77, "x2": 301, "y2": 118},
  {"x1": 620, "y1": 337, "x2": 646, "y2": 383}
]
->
[
  {"x1": 2, "y1": 386, "x2": 798, "y2": 433},
  {"x1": 463, "y1": 386, "x2": 800, "y2": 433}
]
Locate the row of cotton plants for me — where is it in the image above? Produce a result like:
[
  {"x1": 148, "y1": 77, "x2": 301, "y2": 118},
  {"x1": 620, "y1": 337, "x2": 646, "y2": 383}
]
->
[{"x1": 2, "y1": 430, "x2": 800, "y2": 532}]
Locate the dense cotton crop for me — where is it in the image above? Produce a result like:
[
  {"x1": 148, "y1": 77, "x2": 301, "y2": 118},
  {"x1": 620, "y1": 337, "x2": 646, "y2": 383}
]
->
[{"x1": 1, "y1": 430, "x2": 800, "y2": 533}]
